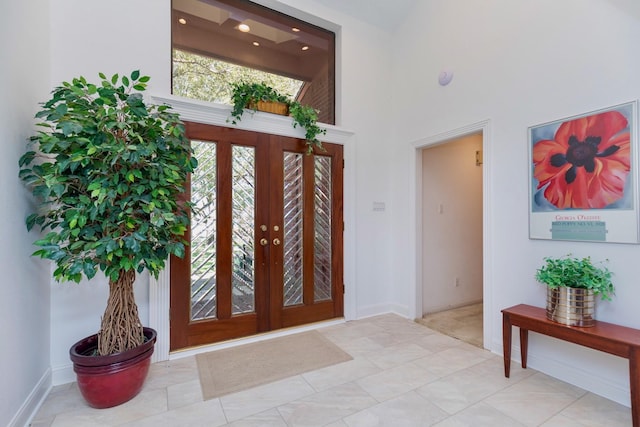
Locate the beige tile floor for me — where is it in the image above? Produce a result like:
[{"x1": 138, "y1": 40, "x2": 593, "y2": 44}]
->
[
  {"x1": 417, "y1": 303, "x2": 483, "y2": 348},
  {"x1": 30, "y1": 314, "x2": 632, "y2": 426}
]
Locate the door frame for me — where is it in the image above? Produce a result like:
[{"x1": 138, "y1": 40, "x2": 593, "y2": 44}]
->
[
  {"x1": 408, "y1": 119, "x2": 492, "y2": 349},
  {"x1": 148, "y1": 95, "x2": 355, "y2": 362}
]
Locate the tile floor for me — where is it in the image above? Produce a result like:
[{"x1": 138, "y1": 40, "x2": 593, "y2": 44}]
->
[
  {"x1": 30, "y1": 314, "x2": 632, "y2": 426},
  {"x1": 417, "y1": 303, "x2": 483, "y2": 348}
]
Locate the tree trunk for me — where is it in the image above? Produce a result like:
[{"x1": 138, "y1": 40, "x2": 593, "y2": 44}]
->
[{"x1": 98, "y1": 269, "x2": 144, "y2": 356}]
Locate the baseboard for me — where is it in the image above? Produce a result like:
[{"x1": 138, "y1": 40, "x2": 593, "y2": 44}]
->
[
  {"x1": 355, "y1": 303, "x2": 411, "y2": 320},
  {"x1": 389, "y1": 303, "x2": 409, "y2": 318},
  {"x1": 504, "y1": 343, "x2": 630, "y2": 408},
  {"x1": 423, "y1": 299, "x2": 483, "y2": 315},
  {"x1": 52, "y1": 362, "x2": 75, "y2": 386},
  {"x1": 9, "y1": 368, "x2": 51, "y2": 427}
]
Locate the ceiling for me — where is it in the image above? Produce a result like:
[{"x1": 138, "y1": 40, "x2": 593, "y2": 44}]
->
[
  {"x1": 312, "y1": 0, "x2": 420, "y2": 32},
  {"x1": 311, "y1": 0, "x2": 640, "y2": 30}
]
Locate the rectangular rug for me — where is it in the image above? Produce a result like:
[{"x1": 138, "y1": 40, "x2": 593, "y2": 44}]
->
[{"x1": 196, "y1": 330, "x2": 352, "y2": 400}]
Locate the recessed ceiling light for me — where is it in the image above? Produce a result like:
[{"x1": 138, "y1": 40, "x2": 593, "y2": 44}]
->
[
  {"x1": 238, "y1": 23, "x2": 251, "y2": 33},
  {"x1": 301, "y1": 46, "x2": 309, "y2": 51},
  {"x1": 178, "y1": 18, "x2": 187, "y2": 25},
  {"x1": 292, "y1": 27, "x2": 300, "y2": 32},
  {"x1": 252, "y1": 41, "x2": 260, "y2": 46}
]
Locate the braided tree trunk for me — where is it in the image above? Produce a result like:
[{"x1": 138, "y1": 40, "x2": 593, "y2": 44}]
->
[{"x1": 97, "y1": 269, "x2": 144, "y2": 356}]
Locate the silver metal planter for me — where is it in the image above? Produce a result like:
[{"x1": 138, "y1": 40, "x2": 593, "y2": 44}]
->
[{"x1": 546, "y1": 287, "x2": 595, "y2": 327}]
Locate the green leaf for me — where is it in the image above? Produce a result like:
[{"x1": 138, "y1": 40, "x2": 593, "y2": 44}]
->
[
  {"x1": 18, "y1": 151, "x2": 36, "y2": 167},
  {"x1": 55, "y1": 104, "x2": 68, "y2": 115},
  {"x1": 131, "y1": 70, "x2": 141, "y2": 81},
  {"x1": 83, "y1": 262, "x2": 97, "y2": 279},
  {"x1": 70, "y1": 241, "x2": 84, "y2": 250},
  {"x1": 25, "y1": 213, "x2": 41, "y2": 231},
  {"x1": 87, "y1": 182, "x2": 102, "y2": 191},
  {"x1": 60, "y1": 121, "x2": 82, "y2": 136}
]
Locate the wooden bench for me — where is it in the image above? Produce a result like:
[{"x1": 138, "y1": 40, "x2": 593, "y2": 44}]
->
[{"x1": 502, "y1": 304, "x2": 640, "y2": 426}]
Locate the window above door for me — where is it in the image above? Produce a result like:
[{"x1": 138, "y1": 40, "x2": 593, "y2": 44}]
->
[{"x1": 172, "y1": 0, "x2": 336, "y2": 125}]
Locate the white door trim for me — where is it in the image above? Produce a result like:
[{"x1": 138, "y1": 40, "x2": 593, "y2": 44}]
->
[{"x1": 408, "y1": 119, "x2": 492, "y2": 348}]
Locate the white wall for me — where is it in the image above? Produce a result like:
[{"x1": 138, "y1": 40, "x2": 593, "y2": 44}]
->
[
  {"x1": 0, "y1": 2, "x2": 52, "y2": 426},
  {"x1": 422, "y1": 135, "x2": 483, "y2": 313},
  {"x1": 390, "y1": 0, "x2": 640, "y2": 406},
  {"x1": 47, "y1": 0, "x2": 395, "y2": 382}
]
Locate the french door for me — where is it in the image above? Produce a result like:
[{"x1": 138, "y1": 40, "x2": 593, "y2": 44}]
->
[{"x1": 170, "y1": 122, "x2": 343, "y2": 350}]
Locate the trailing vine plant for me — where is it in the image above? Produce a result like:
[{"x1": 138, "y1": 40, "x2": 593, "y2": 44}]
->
[{"x1": 229, "y1": 81, "x2": 327, "y2": 154}]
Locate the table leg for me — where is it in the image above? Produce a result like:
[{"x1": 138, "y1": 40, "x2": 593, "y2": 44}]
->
[
  {"x1": 502, "y1": 312, "x2": 512, "y2": 378},
  {"x1": 630, "y1": 347, "x2": 640, "y2": 427},
  {"x1": 520, "y1": 328, "x2": 529, "y2": 369}
]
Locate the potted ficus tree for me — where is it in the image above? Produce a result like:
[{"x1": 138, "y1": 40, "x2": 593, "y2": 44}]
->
[
  {"x1": 229, "y1": 81, "x2": 326, "y2": 154},
  {"x1": 18, "y1": 71, "x2": 197, "y2": 408},
  {"x1": 535, "y1": 254, "x2": 614, "y2": 327}
]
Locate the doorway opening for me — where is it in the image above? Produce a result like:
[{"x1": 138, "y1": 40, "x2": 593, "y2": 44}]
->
[{"x1": 411, "y1": 120, "x2": 490, "y2": 349}]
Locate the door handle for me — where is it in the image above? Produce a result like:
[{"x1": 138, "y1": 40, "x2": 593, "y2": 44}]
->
[
  {"x1": 273, "y1": 238, "x2": 281, "y2": 246},
  {"x1": 260, "y1": 238, "x2": 268, "y2": 246}
]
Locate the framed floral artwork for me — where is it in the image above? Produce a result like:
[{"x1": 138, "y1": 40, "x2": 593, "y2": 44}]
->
[{"x1": 529, "y1": 101, "x2": 639, "y2": 243}]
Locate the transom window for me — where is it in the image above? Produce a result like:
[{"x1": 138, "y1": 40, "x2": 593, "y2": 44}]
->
[{"x1": 171, "y1": 0, "x2": 335, "y2": 125}]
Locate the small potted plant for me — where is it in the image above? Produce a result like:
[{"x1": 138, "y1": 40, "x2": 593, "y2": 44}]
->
[
  {"x1": 19, "y1": 71, "x2": 197, "y2": 408},
  {"x1": 535, "y1": 254, "x2": 614, "y2": 327},
  {"x1": 229, "y1": 81, "x2": 326, "y2": 154}
]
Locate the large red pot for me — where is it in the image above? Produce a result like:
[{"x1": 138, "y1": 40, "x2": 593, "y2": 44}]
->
[{"x1": 69, "y1": 327, "x2": 157, "y2": 409}]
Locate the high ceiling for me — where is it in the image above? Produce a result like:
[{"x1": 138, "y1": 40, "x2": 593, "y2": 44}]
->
[
  {"x1": 312, "y1": 0, "x2": 420, "y2": 32},
  {"x1": 312, "y1": 0, "x2": 640, "y2": 30}
]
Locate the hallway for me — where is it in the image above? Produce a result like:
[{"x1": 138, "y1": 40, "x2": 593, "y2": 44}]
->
[{"x1": 31, "y1": 314, "x2": 630, "y2": 426}]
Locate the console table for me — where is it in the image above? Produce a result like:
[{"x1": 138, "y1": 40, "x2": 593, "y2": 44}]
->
[{"x1": 502, "y1": 304, "x2": 640, "y2": 426}]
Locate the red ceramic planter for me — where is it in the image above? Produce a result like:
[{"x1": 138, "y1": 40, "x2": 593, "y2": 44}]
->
[{"x1": 69, "y1": 327, "x2": 157, "y2": 409}]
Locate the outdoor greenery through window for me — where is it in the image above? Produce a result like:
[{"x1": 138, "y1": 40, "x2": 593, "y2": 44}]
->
[
  {"x1": 172, "y1": 0, "x2": 335, "y2": 124},
  {"x1": 173, "y1": 49, "x2": 303, "y2": 105}
]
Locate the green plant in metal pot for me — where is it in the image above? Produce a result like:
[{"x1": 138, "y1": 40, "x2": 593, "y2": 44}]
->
[
  {"x1": 229, "y1": 81, "x2": 326, "y2": 154},
  {"x1": 19, "y1": 71, "x2": 198, "y2": 356},
  {"x1": 535, "y1": 254, "x2": 615, "y2": 301}
]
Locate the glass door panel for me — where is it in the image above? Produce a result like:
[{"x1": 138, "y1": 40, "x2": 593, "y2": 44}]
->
[
  {"x1": 314, "y1": 156, "x2": 332, "y2": 302},
  {"x1": 283, "y1": 152, "x2": 304, "y2": 307},
  {"x1": 231, "y1": 145, "x2": 256, "y2": 314},
  {"x1": 190, "y1": 140, "x2": 217, "y2": 321}
]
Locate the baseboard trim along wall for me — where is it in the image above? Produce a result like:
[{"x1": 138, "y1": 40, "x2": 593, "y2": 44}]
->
[{"x1": 11, "y1": 368, "x2": 51, "y2": 427}]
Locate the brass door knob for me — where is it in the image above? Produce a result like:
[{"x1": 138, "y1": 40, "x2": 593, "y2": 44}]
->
[
  {"x1": 273, "y1": 238, "x2": 281, "y2": 246},
  {"x1": 260, "y1": 238, "x2": 268, "y2": 246}
]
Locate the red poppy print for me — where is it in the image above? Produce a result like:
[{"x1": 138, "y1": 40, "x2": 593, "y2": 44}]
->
[{"x1": 532, "y1": 111, "x2": 631, "y2": 209}]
